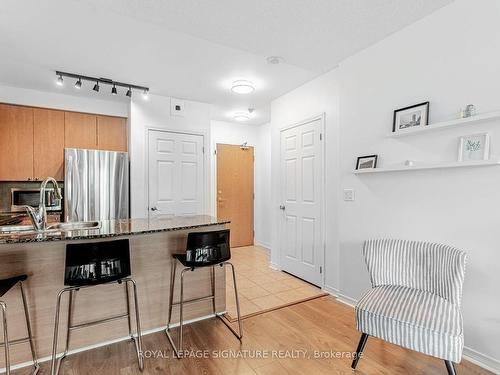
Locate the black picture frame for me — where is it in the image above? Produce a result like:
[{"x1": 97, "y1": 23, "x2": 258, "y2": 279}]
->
[
  {"x1": 392, "y1": 101, "x2": 430, "y2": 133},
  {"x1": 356, "y1": 155, "x2": 378, "y2": 170}
]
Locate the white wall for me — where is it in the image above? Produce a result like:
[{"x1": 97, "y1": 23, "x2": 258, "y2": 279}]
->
[
  {"x1": 0, "y1": 85, "x2": 128, "y2": 117},
  {"x1": 270, "y1": 0, "x2": 500, "y2": 371},
  {"x1": 129, "y1": 94, "x2": 212, "y2": 218},
  {"x1": 210, "y1": 120, "x2": 272, "y2": 248}
]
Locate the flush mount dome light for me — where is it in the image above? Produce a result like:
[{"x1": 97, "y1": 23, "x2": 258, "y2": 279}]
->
[
  {"x1": 231, "y1": 80, "x2": 255, "y2": 94},
  {"x1": 233, "y1": 112, "x2": 250, "y2": 121}
]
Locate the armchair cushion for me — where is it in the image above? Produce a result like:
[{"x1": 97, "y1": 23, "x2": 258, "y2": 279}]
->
[{"x1": 356, "y1": 284, "x2": 464, "y2": 362}]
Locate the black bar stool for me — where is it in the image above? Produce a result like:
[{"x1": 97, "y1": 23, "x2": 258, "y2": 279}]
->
[
  {"x1": 50, "y1": 239, "x2": 143, "y2": 375},
  {"x1": 0, "y1": 275, "x2": 39, "y2": 375},
  {"x1": 165, "y1": 229, "x2": 242, "y2": 358}
]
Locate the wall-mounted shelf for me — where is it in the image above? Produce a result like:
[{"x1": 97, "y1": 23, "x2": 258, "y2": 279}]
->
[
  {"x1": 387, "y1": 111, "x2": 500, "y2": 138},
  {"x1": 354, "y1": 159, "x2": 500, "y2": 174}
]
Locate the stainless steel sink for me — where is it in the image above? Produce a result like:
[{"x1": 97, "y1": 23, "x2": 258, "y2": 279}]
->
[
  {"x1": 0, "y1": 221, "x2": 101, "y2": 235},
  {"x1": 47, "y1": 221, "x2": 101, "y2": 231},
  {"x1": 0, "y1": 225, "x2": 36, "y2": 234}
]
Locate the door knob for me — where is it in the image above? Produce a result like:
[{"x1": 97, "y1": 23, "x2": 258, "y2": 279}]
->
[
  {"x1": 279, "y1": 205, "x2": 286, "y2": 210},
  {"x1": 150, "y1": 207, "x2": 158, "y2": 211}
]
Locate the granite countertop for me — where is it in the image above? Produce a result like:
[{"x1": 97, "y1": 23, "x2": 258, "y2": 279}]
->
[{"x1": 0, "y1": 215, "x2": 229, "y2": 244}]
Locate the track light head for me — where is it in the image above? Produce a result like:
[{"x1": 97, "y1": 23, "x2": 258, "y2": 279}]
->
[
  {"x1": 75, "y1": 78, "x2": 82, "y2": 89},
  {"x1": 56, "y1": 74, "x2": 64, "y2": 86},
  {"x1": 111, "y1": 85, "x2": 117, "y2": 95},
  {"x1": 93, "y1": 82, "x2": 100, "y2": 92},
  {"x1": 142, "y1": 89, "x2": 149, "y2": 100},
  {"x1": 126, "y1": 87, "x2": 132, "y2": 98}
]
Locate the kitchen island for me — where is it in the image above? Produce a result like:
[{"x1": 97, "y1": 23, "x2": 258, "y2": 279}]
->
[{"x1": 0, "y1": 215, "x2": 229, "y2": 368}]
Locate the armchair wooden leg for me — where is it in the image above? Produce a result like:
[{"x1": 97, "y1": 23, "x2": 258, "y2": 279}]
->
[
  {"x1": 445, "y1": 360, "x2": 457, "y2": 375},
  {"x1": 351, "y1": 333, "x2": 369, "y2": 370}
]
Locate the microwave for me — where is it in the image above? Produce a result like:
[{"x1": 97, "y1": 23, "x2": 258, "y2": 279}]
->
[{"x1": 10, "y1": 188, "x2": 63, "y2": 212}]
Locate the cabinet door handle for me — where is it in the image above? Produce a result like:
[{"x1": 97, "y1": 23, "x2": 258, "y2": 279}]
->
[{"x1": 150, "y1": 207, "x2": 158, "y2": 211}]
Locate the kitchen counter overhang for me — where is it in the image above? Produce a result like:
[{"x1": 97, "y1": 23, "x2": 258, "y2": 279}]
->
[{"x1": 0, "y1": 215, "x2": 229, "y2": 368}]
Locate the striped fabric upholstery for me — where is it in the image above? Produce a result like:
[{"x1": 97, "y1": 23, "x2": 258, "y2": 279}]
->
[{"x1": 356, "y1": 239, "x2": 467, "y2": 363}]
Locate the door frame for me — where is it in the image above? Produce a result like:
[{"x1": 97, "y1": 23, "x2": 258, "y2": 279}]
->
[
  {"x1": 146, "y1": 127, "x2": 209, "y2": 218},
  {"x1": 278, "y1": 113, "x2": 326, "y2": 287}
]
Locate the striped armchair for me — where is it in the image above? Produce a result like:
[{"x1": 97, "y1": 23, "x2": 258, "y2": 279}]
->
[{"x1": 351, "y1": 239, "x2": 467, "y2": 375}]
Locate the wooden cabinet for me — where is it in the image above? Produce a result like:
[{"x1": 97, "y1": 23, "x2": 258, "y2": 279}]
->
[
  {"x1": 0, "y1": 104, "x2": 34, "y2": 181},
  {"x1": 97, "y1": 115, "x2": 127, "y2": 152},
  {"x1": 64, "y1": 112, "x2": 97, "y2": 149},
  {"x1": 33, "y1": 108, "x2": 65, "y2": 181},
  {"x1": 0, "y1": 104, "x2": 127, "y2": 181}
]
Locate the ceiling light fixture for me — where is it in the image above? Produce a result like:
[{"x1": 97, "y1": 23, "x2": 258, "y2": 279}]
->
[
  {"x1": 54, "y1": 71, "x2": 149, "y2": 98},
  {"x1": 231, "y1": 80, "x2": 255, "y2": 94},
  {"x1": 56, "y1": 74, "x2": 64, "y2": 86},
  {"x1": 266, "y1": 56, "x2": 285, "y2": 65},
  {"x1": 142, "y1": 89, "x2": 149, "y2": 100},
  {"x1": 233, "y1": 112, "x2": 251, "y2": 122}
]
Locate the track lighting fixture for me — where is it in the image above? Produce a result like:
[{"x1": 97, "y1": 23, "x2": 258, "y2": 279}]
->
[{"x1": 55, "y1": 71, "x2": 149, "y2": 99}]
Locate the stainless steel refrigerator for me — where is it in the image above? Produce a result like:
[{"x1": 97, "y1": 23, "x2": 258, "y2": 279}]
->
[{"x1": 64, "y1": 148, "x2": 129, "y2": 222}]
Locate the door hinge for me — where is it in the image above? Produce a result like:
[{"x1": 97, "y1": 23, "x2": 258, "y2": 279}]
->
[
  {"x1": 319, "y1": 266, "x2": 323, "y2": 274},
  {"x1": 202, "y1": 146, "x2": 205, "y2": 154},
  {"x1": 320, "y1": 133, "x2": 323, "y2": 141},
  {"x1": 214, "y1": 149, "x2": 217, "y2": 155}
]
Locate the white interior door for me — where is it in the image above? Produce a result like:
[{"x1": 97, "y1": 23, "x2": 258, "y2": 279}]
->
[
  {"x1": 279, "y1": 118, "x2": 323, "y2": 286},
  {"x1": 148, "y1": 130, "x2": 204, "y2": 217}
]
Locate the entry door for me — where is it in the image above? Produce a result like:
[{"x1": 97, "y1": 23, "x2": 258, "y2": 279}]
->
[
  {"x1": 280, "y1": 118, "x2": 323, "y2": 285},
  {"x1": 216, "y1": 144, "x2": 254, "y2": 247},
  {"x1": 148, "y1": 130, "x2": 204, "y2": 217}
]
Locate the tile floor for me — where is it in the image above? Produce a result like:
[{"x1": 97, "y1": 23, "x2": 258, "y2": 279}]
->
[{"x1": 224, "y1": 245, "x2": 327, "y2": 321}]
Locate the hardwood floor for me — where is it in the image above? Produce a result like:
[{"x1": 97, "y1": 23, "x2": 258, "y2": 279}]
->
[{"x1": 12, "y1": 296, "x2": 491, "y2": 374}]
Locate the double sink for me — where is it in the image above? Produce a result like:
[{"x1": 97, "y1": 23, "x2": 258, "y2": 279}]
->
[{"x1": 0, "y1": 221, "x2": 101, "y2": 235}]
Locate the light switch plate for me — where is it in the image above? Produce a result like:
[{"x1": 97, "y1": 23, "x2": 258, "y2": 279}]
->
[
  {"x1": 171, "y1": 97, "x2": 185, "y2": 117},
  {"x1": 343, "y1": 189, "x2": 355, "y2": 201}
]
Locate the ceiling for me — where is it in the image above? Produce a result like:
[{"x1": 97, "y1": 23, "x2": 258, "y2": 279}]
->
[{"x1": 0, "y1": 0, "x2": 453, "y2": 125}]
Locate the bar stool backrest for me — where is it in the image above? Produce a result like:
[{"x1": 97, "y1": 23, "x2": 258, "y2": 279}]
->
[
  {"x1": 64, "y1": 239, "x2": 131, "y2": 286},
  {"x1": 185, "y1": 230, "x2": 230, "y2": 266}
]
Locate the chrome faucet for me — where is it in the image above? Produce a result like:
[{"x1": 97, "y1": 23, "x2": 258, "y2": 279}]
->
[{"x1": 23, "y1": 177, "x2": 62, "y2": 231}]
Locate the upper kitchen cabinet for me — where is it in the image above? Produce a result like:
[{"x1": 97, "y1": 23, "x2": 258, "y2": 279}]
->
[
  {"x1": 64, "y1": 112, "x2": 97, "y2": 149},
  {"x1": 97, "y1": 115, "x2": 127, "y2": 152},
  {"x1": 0, "y1": 104, "x2": 34, "y2": 181},
  {"x1": 33, "y1": 108, "x2": 65, "y2": 181}
]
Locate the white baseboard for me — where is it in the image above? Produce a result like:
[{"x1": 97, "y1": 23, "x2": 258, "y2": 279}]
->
[
  {"x1": 269, "y1": 261, "x2": 280, "y2": 270},
  {"x1": 463, "y1": 347, "x2": 500, "y2": 374},
  {"x1": 254, "y1": 240, "x2": 271, "y2": 250},
  {"x1": 321, "y1": 286, "x2": 500, "y2": 374},
  {"x1": 0, "y1": 313, "x2": 215, "y2": 374}
]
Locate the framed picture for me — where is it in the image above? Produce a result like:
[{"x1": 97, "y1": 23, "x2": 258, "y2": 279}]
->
[
  {"x1": 356, "y1": 155, "x2": 378, "y2": 170},
  {"x1": 392, "y1": 101, "x2": 430, "y2": 133},
  {"x1": 458, "y1": 133, "x2": 490, "y2": 161}
]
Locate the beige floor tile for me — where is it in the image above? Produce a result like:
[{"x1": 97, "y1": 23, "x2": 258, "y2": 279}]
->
[
  {"x1": 274, "y1": 289, "x2": 306, "y2": 303},
  {"x1": 281, "y1": 277, "x2": 310, "y2": 289},
  {"x1": 239, "y1": 285, "x2": 271, "y2": 300},
  {"x1": 260, "y1": 281, "x2": 294, "y2": 294},
  {"x1": 252, "y1": 294, "x2": 286, "y2": 310}
]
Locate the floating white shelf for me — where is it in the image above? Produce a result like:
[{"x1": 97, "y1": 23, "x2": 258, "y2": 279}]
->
[
  {"x1": 387, "y1": 111, "x2": 500, "y2": 138},
  {"x1": 354, "y1": 159, "x2": 500, "y2": 174}
]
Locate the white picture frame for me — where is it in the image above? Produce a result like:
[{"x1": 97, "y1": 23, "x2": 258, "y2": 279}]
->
[{"x1": 458, "y1": 133, "x2": 490, "y2": 161}]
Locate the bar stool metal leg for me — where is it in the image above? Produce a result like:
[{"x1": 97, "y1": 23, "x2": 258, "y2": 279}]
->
[
  {"x1": 210, "y1": 266, "x2": 216, "y2": 315},
  {"x1": 19, "y1": 281, "x2": 40, "y2": 374},
  {"x1": 215, "y1": 262, "x2": 243, "y2": 340},
  {"x1": 51, "y1": 288, "x2": 72, "y2": 375},
  {"x1": 126, "y1": 279, "x2": 144, "y2": 371},
  {"x1": 0, "y1": 301, "x2": 10, "y2": 375}
]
